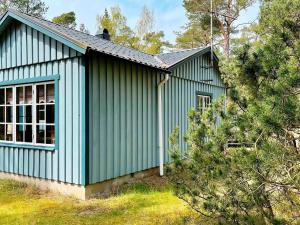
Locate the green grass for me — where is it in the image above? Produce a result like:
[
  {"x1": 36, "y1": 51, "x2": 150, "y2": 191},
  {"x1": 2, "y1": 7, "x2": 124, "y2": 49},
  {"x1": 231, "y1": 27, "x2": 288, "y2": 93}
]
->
[{"x1": 0, "y1": 177, "x2": 199, "y2": 225}]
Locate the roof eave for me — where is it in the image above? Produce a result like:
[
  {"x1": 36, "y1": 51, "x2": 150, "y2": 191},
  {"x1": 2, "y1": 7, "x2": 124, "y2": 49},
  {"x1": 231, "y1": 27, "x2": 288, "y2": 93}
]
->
[
  {"x1": 0, "y1": 10, "x2": 87, "y2": 54},
  {"x1": 0, "y1": 10, "x2": 175, "y2": 71},
  {"x1": 166, "y1": 47, "x2": 219, "y2": 70},
  {"x1": 87, "y1": 48, "x2": 170, "y2": 73}
]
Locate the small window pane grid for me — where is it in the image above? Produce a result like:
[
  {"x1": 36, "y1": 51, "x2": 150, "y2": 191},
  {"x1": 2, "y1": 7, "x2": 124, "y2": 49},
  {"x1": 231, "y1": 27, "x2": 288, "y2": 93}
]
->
[
  {"x1": 0, "y1": 82, "x2": 55, "y2": 147},
  {"x1": 0, "y1": 87, "x2": 13, "y2": 141},
  {"x1": 196, "y1": 95, "x2": 212, "y2": 113}
]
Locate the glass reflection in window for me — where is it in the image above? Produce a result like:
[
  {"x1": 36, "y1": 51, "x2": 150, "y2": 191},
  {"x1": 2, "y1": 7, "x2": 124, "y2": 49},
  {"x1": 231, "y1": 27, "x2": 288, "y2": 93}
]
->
[
  {"x1": 6, "y1": 88, "x2": 13, "y2": 105},
  {"x1": 6, "y1": 124, "x2": 13, "y2": 141},
  {"x1": 25, "y1": 86, "x2": 32, "y2": 104},
  {"x1": 0, "y1": 124, "x2": 4, "y2": 140},
  {"x1": 36, "y1": 125, "x2": 45, "y2": 144},
  {"x1": 17, "y1": 87, "x2": 24, "y2": 104},
  {"x1": 46, "y1": 84, "x2": 55, "y2": 103},
  {"x1": 37, "y1": 85, "x2": 45, "y2": 104},
  {"x1": 0, "y1": 89, "x2": 4, "y2": 105}
]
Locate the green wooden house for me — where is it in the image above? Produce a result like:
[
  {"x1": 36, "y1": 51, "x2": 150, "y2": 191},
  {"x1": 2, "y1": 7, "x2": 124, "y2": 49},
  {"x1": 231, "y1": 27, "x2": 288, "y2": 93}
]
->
[{"x1": 0, "y1": 9, "x2": 226, "y2": 199}]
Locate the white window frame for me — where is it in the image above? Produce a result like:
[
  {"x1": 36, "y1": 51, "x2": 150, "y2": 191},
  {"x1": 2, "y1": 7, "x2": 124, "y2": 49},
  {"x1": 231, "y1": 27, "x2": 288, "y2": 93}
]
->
[
  {"x1": 196, "y1": 94, "x2": 212, "y2": 113},
  {"x1": 0, "y1": 81, "x2": 55, "y2": 147},
  {"x1": 0, "y1": 86, "x2": 14, "y2": 142}
]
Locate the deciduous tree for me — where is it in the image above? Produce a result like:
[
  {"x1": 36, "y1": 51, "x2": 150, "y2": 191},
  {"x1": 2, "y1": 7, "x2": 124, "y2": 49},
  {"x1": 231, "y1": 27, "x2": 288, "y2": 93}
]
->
[
  {"x1": 96, "y1": 6, "x2": 137, "y2": 48},
  {"x1": 96, "y1": 6, "x2": 170, "y2": 54}
]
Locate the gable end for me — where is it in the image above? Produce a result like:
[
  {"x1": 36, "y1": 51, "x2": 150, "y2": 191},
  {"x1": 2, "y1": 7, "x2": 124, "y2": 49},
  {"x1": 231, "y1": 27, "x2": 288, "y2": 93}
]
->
[{"x1": 0, "y1": 11, "x2": 86, "y2": 56}]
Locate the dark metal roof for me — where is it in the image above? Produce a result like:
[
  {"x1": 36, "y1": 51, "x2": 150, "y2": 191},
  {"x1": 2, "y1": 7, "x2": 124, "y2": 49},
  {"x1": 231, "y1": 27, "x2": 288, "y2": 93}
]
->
[
  {"x1": 156, "y1": 46, "x2": 212, "y2": 68},
  {"x1": 1, "y1": 9, "x2": 215, "y2": 71}
]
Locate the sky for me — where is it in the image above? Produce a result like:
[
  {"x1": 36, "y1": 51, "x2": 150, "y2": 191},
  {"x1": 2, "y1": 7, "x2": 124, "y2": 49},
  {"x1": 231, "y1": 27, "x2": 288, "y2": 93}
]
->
[{"x1": 43, "y1": 0, "x2": 260, "y2": 44}]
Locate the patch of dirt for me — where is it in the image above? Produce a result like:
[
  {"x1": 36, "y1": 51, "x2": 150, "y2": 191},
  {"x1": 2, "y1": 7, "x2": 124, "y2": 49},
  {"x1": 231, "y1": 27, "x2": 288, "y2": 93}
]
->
[
  {"x1": 112, "y1": 175, "x2": 171, "y2": 195},
  {"x1": 77, "y1": 205, "x2": 107, "y2": 216},
  {"x1": 141, "y1": 175, "x2": 170, "y2": 187}
]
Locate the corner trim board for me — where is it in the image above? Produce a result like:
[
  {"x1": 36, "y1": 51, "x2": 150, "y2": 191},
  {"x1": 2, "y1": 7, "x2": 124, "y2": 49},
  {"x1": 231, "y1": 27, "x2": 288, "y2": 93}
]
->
[{"x1": 81, "y1": 56, "x2": 89, "y2": 186}]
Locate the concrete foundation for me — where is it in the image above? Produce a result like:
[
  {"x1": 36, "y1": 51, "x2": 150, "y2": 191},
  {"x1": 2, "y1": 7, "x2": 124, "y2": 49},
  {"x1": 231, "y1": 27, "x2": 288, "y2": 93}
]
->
[
  {"x1": 0, "y1": 172, "x2": 86, "y2": 199},
  {"x1": 0, "y1": 167, "x2": 159, "y2": 200}
]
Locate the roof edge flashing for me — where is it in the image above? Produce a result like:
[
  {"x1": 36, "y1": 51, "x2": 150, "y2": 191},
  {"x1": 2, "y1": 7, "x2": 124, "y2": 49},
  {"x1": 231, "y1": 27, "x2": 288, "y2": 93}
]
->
[
  {"x1": 166, "y1": 47, "x2": 219, "y2": 70},
  {"x1": 0, "y1": 9, "x2": 87, "y2": 54}
]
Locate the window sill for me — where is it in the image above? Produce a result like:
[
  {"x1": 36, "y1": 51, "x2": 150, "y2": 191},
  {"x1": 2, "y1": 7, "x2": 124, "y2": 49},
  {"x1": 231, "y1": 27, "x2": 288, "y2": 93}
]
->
[{"x1": 0, "y1": 142, "x2": 56, "y2": 151}]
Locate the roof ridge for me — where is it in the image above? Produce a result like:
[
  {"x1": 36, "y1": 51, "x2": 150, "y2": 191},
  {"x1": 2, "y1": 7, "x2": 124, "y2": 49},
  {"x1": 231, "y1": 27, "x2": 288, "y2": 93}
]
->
[
  {"x1": 153, "y1": 55, "x2": 169, "y2": 68},
  {"x1": 7, "y1": 9, "x2": 159, "y2": 59},
  {"x1": 157, "y1": 46, "x2": 208, "y2": 56},
  {"x1": 2, "y1": 9, "x2": 215, "y2": 70}
]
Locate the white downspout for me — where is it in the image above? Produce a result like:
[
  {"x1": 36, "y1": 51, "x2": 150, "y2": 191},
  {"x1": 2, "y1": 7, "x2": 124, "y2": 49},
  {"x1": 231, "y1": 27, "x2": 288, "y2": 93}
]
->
[{"x1": 158, "y1": 73, "x2": 170, "y2": 176}]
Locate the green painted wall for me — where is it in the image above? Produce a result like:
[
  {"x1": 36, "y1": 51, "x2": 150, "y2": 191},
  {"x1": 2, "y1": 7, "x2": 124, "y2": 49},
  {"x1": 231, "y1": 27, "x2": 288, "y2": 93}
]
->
[
  {"x1": 0, "y1": 18, "x2": 226, "y2": 186},
  {"x1": 88, "y1": 52, "x2": 226, "y2": 184},
  {"x1": 0, "y1": 21, "x2": 84, "y2": 185},
  {"x1": 162, "y1": 55, "x2": 225, "y2": 162},
  {"x1": 88, "y1": 53, "x2": 162, "y2": 184}
]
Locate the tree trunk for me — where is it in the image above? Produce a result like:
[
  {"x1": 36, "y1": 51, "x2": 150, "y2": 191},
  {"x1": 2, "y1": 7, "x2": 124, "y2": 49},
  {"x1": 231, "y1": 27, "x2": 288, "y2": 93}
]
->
[{"x1": 224, "y1": 29, "x2": 230, "y2": 59}]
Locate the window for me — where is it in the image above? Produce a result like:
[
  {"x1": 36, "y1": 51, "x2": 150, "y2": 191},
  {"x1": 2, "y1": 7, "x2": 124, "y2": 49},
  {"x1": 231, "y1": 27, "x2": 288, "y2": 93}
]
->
[
  {"x1": 0, "y1": 82, "x2": 55, "y2": 146},
  {"x1": 0, "y1": 87, "x2": 13, "y2": 141},
  {"x1": 196, "y1": 93, "x2": 212, "y2": 113}
]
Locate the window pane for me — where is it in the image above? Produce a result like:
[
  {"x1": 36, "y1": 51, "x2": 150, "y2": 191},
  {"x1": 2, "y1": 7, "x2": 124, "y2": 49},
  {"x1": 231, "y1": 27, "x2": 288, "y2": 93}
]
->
[
  {"x1": 0, "y1": 107, "x2": 4, "y2": 123},
  {"x1": 16, "y1": 125, "x2": 24, "y2": 142},
  {"x1": 0, "y1": 124, "x2": 4, "y2": 140},
  {"x1": 197, "y1": 95, "x2": 211, "y2": 113},
  {"x1": 16, "y1": 87, "x2": 24, "y2": 104},
  {"x1": 24, "y1": 125, "x2": 32, "y2": 143},
  {"x1": 197, "y1": 96, "x2": 202, "y2": 110},
  {"x1": 25, "y1": 86, "x2": 32, "y2": 104},
  {"x1": 6, "y1": 106, "x2": 13, "y2": 123},
  {"x1": 46, "y1": 84, "x2": 55, "y2": 103},
  {"x1": 0, "y1": 89, "x2": 4, "y2": 104},
  {"x1": 46, "y1": 105, "x2": 55, "y2": 123},
  {"x1": 37, "y1": 105, "x2": 45, "y2": 123},
  {"x1": 37, "y1": 85, "x2": 45, "y2": 103},
  {"x1": 6, "y1": 88, "x2": 13, "y2": 105},
  {"x1": 46, "y1": 125, "x2": 55, "y2": 144},
  {"x1": 36, "y1": 125, "x2": 45, "y2": 144},
  {"x1": 16, "y1": 106, "x2": 24, "y2": 123},
  {"x1": 25, "y1": 106, "x2": 32, "y2": 123},
  {"x1": 6, "y1": 124, "x2": 13, "y2": 141}
]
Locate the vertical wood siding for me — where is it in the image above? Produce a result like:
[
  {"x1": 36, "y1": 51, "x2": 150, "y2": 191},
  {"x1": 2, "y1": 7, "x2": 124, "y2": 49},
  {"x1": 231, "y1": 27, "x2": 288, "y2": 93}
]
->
[
  {"x1": 88, "y1": 53, "x2": 226, "y2": 184},
  {"x1": 163, "y1": 54, "x2": 226, "y2": 161},
  {"x1": 171, "y1": 54, "x2": 225, "y2": 87},
  {"x1": 0, "y1": 21, "x2": 83, "y2": 185},
  {"x1": 88, "y1": 54, "x2": 161, "y2": 184}
]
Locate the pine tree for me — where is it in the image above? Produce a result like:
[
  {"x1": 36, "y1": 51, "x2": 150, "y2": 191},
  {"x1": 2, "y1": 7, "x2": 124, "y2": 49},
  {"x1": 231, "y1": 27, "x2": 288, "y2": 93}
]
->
[
  {"x1": 167, "y1": 0, "x2": 300, "y2": 223},
  {"x1": 0, "y1": 0, "x2": 48, "y2": 18},
  {"x1": 177, "y1": 0, "x2": 255, "y2": 58},
  {"x1": 52, "y1": 12, "x2": 76, "y2": 29}
]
